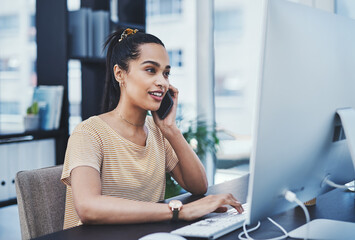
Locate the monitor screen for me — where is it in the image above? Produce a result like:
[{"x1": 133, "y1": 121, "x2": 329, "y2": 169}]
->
[{"x1": 246, "y1": 0, "x2": 355, "y2": 226}]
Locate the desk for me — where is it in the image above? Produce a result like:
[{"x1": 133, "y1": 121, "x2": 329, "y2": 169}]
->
[{"x1": 34, "y1": 174, "x2": 355, "y2": 240}]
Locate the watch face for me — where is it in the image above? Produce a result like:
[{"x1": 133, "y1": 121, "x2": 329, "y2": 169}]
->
[{"x1": 169, "y1": 200, "x2": 183, "y2": 210}]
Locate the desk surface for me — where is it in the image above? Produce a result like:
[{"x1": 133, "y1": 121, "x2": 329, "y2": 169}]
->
[{"x1": 34, "y1": 174, "x2": 355, "y2": 240}]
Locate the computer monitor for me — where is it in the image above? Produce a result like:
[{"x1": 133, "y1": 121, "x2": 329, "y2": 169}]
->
[{"x1": 246, "y1": 0, "x2": 355, "y2": 235}]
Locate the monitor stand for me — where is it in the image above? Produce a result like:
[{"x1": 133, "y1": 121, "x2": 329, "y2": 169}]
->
[
  {"x1": 337, "y1": 108, "x2": 355, "y2": 173},
  {"x1": 288, "y1": 219, "x2": 355, "y2": 239},
  {"x1": 289, "y1": 108, "x2": 355, "y2": 239}
]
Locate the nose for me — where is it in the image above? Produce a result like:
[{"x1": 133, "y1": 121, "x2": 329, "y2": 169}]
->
[{"x1": 155, "y1": 75, "x2": 169, "y2": 91}]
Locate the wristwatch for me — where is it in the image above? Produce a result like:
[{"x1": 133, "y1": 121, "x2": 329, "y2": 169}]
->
[{"x1": 168, "y1": 200, "x2": 183, "y2": 221}]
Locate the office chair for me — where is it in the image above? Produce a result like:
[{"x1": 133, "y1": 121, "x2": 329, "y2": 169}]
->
[{"x1": 15, "y1": 165, "x2": 66, "y2": 240}]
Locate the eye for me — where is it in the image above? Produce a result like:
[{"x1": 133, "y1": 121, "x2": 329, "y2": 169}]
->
[
  {"x1": 146, "y1": 67, "x2": 156, "y2": 74},
  {"x1": 164, "y1": 71, "x2": 170, "y2": 78}
]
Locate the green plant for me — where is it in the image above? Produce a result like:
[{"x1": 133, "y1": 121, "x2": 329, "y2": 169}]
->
[
  {"x1": 165, "y1": 119, "x2": 219, "y2": 199},
  {"x1": 26, "y1": 101, "x2": 39, "y2": 115},
  {"x1": 165, "y1": 173, "x2": 182, "y2": 199},
  {"x1": 182, "y1": 120, "x2": 219, "y2": 161}
]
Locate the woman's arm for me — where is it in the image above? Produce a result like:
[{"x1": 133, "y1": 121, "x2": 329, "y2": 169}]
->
[
  {"x1": 164, "y1": 127, "x2": 208, "y2": 195},
  {"x1": 71, "y1": 166, "x2": 243, "y2": 224},
  {"x1": 71, "y1": 166, "x2": 172, "y2": 224},
  {"x1": 152, "y1": 85, "x2": 208, "y2": 195}
]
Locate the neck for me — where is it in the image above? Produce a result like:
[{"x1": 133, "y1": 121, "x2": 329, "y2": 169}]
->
[{"x1": 113, "y1": 108, "x2": 146, "y2": 127}]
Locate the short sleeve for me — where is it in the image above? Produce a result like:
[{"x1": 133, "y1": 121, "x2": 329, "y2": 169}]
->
[
  {"x1": 165, "y1": 137, "x2": 179, "y2": 172},
  {"x1": 61, "y1": 130, "x2": 103, "y2": 186}
]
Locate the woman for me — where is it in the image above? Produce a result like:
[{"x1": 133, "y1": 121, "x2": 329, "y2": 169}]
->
[{"x1": 61, "y1": 28, "x2": 243, "y2": 229}]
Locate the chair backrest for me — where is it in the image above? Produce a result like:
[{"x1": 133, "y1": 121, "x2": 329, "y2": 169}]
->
[{"x1": 15, "y1": 165, "x2": 66, "y2": 240}]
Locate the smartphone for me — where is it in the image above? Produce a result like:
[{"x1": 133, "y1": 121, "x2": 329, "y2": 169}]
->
[{"x1": 156, "y1": 91, "x2": 174, "y2": 119}]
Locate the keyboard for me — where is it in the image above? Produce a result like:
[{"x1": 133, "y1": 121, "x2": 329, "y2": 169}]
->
[{"x1": 171, "y1": 203, "x2": 248, "y2": 239}]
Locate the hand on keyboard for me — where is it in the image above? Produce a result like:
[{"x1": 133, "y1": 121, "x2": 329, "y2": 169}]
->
[
  {"x1": 179, "y1": 193, "x2": 244, "y2": 221},
  {"x1": 172, "y1": 203, "x2": 249, "y2": 239}
]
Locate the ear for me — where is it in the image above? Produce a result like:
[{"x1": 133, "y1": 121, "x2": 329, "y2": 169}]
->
[{"x1": 113, "y1": 64, "x2": 125, "y2": 83}]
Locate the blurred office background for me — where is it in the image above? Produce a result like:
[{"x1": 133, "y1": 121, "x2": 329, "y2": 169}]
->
[{"x1": 1, "y1": 0, "x2": 355, "y2": 239}]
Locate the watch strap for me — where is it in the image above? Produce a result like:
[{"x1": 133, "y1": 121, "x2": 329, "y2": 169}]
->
[{"x1": 172, "y1": 208, "x2": 179, "y2": 222}]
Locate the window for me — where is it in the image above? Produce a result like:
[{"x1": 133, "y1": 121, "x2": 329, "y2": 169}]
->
[
  {"x1": 0, "y1": 14, "x2": 20, "y2": 37},
  {"x1": 214, "y1": 9, "x2": 244, "y2": 42},
  {"x1": 213, "y1": 1, "x2": 263, "y2": 183},
  {"x1": 167, "y1": 49, "x2": 183, "y2": 68},
  {"x1": 147, "y1": 0, "x2": 197, "y2": 122},
  {"x1": 0, "y1": 0, "x2": 37, "y2": 134},
  {"x1": 0, "y1": 57, "x2": 20, "y2": 72},
  {"x1": 147, "y1": 0, "x2": 182, "y2": 17},
  {"x1": 0, "y1": 102, "x2": 21, "y2": 115},
  {"x1": 147, "y1": 0, "x2": 256, "y2": 183}
]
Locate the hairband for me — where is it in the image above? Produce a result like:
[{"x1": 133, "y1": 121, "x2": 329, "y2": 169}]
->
[{"x1": 119, "y1": 28, "x2": 138, "y2": 42}]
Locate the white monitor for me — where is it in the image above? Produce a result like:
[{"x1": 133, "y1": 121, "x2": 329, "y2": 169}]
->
[{"x1": 246, "y1": 0, "x2": 355, "y2": 236}]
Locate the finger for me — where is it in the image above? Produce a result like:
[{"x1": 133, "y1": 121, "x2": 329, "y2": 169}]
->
[
  {"x1": 230, "y1": 200, "x2": 244, "y2": 214},
  {"x1": 168, "y1": 85, "x2": 179, "y2": 98},
  {"x1": 224, "y1": 194, "x2": 244, "y2": 213},
  {"x1": 151, "y1": 112, "x2": 164, "y2": 125},
  {"x1": 235, "y1": 203, "x2": 244, "y2": 214},
  {"x1": 214, "y1": 206, "x2": 228, "y2": 213},
  {"x1": 151, "y1": 111, "x2": 158, "y2": 120}
]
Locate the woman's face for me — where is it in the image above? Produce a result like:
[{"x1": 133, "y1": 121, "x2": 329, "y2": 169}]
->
[{"x1": 122, "y1": 43, "x2": 171, "y2": 111}]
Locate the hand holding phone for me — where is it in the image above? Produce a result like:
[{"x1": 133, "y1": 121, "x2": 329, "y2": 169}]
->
[{"x1": 156, "y1": 91, "x2": 174, "y2": 119}]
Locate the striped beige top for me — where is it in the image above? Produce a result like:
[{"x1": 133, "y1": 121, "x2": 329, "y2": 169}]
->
[{"x1": 61, "y1": 116, "x2": 179, "y2": 229}]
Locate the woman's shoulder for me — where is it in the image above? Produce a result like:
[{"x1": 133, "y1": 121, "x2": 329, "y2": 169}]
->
[
  {"x1": 145, "y1": 115, "x2": 164, "y2": 138},
  {"x1": 72, "y1": 116, "x2": 105, "y2": 135},
  {"x1": 145, "y1": 115, "x2": 157, "y2": 130}
]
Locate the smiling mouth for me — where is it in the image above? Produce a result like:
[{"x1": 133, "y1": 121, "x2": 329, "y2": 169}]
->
[{"x1": 149, "y1": 92, "x2": 163, "y2": 97}]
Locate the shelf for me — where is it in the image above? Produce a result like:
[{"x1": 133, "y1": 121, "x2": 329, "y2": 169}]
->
[
  {"x1": 33, "y1": 0, "x2": 145, "y2": 164},
  {"x1": 0, "y1": 129, "x2": 65, "y2": 144}
]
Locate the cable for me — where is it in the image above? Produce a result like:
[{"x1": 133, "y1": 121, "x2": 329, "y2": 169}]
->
[
  {"x1": 238, "y1": 191, "x2": 311, "y2": 240},
  {"x1": 238, "y1": 218, "x2": 288, "y2": 240},
  {"x1": 284, "y1": 191, "x2": 310, "y2": 223},
  {"x1": 238, "y1": 221, "x2": 261, "y2": 240},
  {"x1": 324, "y1": 177, "x2": 350, "y2": 189},
  {"x1": 267, "y1": 217, "x2": 288, "y2": 237},
  {"x1": 285, "y1": 190, "x2": 310, "y2": 240},
  {"x1": 345, "y1": 180, "x2": 355, "y2": 192}
]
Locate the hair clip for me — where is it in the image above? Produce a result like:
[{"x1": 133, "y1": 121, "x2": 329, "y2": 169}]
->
[{"x1": 119, "y1": 28, "x2": 138, "y2": 42}]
